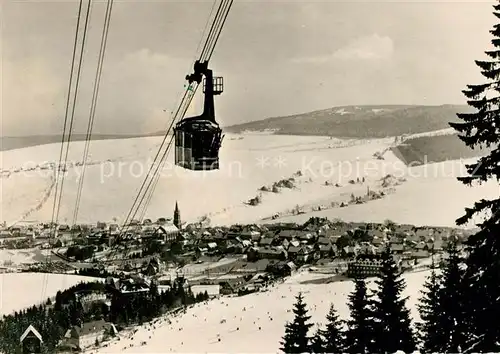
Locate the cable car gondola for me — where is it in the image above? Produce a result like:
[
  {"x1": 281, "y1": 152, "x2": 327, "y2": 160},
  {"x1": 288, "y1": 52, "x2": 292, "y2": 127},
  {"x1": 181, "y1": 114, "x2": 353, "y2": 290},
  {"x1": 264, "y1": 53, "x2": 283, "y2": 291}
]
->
[{"x1": 174, "y1": 60, "x2": 224, "y2": 171}]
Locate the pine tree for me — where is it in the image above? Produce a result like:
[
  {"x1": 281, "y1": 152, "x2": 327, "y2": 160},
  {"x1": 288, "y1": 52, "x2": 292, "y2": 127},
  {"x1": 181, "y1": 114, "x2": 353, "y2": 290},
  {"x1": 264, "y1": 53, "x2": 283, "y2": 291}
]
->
[
  {"x1": 322, "y1": 303, "x2": 345, "y2": 353},
  {"x1": 371, "y1": 248, "x2": 416, "y2": 353},
  {"x1": 344, "y1": 278, "x2": 375, "y2": 354},
  {"x1": 417, "y1": 258, "x2": 443, "y2": 352},
  {"x1": 311, "y1": 327, "x2": 327, "y2": 353},
  {"x1": 438, "y1": 238, "x2": 468, "y2": 352},
  {"x1": 449, "y1": 3, "x2": 500, "y2": 351},
  {"x1": 54, "y1": 291, "x2": 62, "y2": 312},
  {"x1": 310, "y1": 304, "x2": 344, "y2": 354},
  {"x1": 149, "y1": 282, "x2": 160, "y2": 317},
  {"x1": 280, "y1": 292, "x2": 313, "y2": 353}
]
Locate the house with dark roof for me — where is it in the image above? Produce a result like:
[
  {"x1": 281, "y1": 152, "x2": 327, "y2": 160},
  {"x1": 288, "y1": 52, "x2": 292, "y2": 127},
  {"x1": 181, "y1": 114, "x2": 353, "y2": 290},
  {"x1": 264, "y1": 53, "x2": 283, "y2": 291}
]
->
[
  {"x1": 144, "y1": 256, "x2": 165, "y2": 276},
  {"x1": 317, "y1": 242, "x2": 336, "y2": 258},
  {"x1": 317, "y1": 237, "x2": 331, "y2": 245},
  {"x1": 394, "y1": 224, "x2": 414, "y2": 234},
  {"x1": 415, "y1": 228, "x2": 433, "y2": 240},
  {"x1": 259, "y1": 237, "x2": 274, "y2": 247},
  {"x1": 390, "y1": 243, "x2": 405, "y2": 253},
  {"x1": 0, "y1": 230, "x2": 12, "y2": 238},
  {"x1": 277, "y1": 230, "x2": 296, "y2": 240},
  {"x1": 240, "y1": 230, "x2": 262, "y2": 242},
  {"x1": 267, "y1": 261, "x2": 297, "y2": 277},
  {"x1": 296, "y1": 231, "x2": 316, "y2": 243},
  {"x1": 257, "y1": 247, "x2": 287, "y2": 261},
  {"x1": 20, "y1": 325, "x2": 43, "y2": 353},
  {"x1": 288, "y1": 245, "x2": 317, "y2": 263}
]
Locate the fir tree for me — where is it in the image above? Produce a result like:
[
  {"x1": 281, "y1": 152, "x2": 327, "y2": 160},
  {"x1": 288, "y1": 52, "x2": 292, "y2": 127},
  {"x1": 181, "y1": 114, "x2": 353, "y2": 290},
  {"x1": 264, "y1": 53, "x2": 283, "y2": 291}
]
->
[
  {"x1": 311, "y1": 327, "x2": 327, "y2": 353},
  {"x1": 310, "y1": 304, "x2": 344, "y2": 354},
  {"x1": 438, "y1": 238, "x2": 467, "y2": 352},
  {"x1": 449, "y1": 2, "x2": 500, "y2": 351},
  {"x1": 344, "y1": 278, "x2": 375, "y2": 354},
  {"x1": 322, "y1": 303, "x2": 345, "y2": 353},
  {"x1": 149, "y1": 282, "x2": 161, "y2": 317},
  {"x1": 371, "y1": 248, "x2": 416, "y2": 353},
  {"x1": 54, "y1": 291, "x2": 62, "y2": 312},
  {"x1": 280, "y1": 292, "x2": 313, "y2": 353},
  {"x1": 417, "y1": 258, "x2": 443, "y2": 352}
]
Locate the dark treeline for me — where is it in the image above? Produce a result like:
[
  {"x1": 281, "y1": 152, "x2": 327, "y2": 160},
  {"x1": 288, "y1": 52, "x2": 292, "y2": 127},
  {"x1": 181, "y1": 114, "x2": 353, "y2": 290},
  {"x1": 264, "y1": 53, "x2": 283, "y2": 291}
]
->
[
  {"x1": 23, "y1": 266, "x2": 123, "y2": 279},
  {"x1": 0, "y1": 279, "x2": 209, "y2": 353},
  {"x1": 108, "y1": 281, "x2": 209, "y2": 326},
  {"x1": 280, "y1": 241, "x2": 471, "y2": 353},
  {"x1": 75, "y1": 267, "x2": 121, "y2": 278}
]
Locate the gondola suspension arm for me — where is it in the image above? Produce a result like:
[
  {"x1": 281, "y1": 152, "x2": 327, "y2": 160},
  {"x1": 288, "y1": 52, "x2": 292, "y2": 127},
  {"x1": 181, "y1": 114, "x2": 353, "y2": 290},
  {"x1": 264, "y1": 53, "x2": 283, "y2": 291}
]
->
[{"x1": 116, "y1": 0, "x2": 233, "y2": 243}]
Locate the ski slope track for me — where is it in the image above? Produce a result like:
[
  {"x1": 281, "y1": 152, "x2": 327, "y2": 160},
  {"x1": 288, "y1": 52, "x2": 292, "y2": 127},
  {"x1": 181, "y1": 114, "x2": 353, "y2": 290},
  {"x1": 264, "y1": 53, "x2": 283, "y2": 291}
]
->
[{"x1": 83, "y1": 270, "x2": 430, "y2": 353}]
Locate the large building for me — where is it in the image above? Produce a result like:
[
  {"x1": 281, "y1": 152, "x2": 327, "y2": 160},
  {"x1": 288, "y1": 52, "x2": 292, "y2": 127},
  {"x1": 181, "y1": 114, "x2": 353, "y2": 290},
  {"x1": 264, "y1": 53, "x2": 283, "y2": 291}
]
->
[
  {"x1": 156, "y1": 224, "x2": 179, "y2": 243},
  {"x1": 347, "y1": 259, "x2": 384, "y2": 278}
]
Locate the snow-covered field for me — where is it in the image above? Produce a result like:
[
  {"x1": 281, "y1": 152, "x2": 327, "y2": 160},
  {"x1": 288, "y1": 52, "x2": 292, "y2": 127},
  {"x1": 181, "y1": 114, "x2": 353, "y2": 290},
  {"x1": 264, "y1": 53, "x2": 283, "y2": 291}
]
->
[
  {"x1": 0, "y1": 273, "x2": 100, "y2": 316},
  {"x1": 1, "y1": 133, "x2": 496, "y2": 228},
  {"x1": 273, "y1": 157, "x2": 497, "y2": 227},
  {"x1": 88, "y1": 269, "x2": 431, "y2": 353}
]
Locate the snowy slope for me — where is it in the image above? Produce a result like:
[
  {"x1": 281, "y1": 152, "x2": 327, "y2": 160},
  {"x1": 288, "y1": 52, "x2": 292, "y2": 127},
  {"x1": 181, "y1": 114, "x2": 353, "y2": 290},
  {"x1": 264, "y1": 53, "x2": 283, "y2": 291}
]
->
[
  {"x1": 0, "y1": 133, "x2": 496, "y2": 228},
  {"x1": 0, "y1": 134, "x2": 392, "y2": 225},
  {"x1": 272, "y1": 154, "x2": 498, "y2": 228},
  {"x1": 90, "y1": 270, "x2": 430, "y2": 353}
]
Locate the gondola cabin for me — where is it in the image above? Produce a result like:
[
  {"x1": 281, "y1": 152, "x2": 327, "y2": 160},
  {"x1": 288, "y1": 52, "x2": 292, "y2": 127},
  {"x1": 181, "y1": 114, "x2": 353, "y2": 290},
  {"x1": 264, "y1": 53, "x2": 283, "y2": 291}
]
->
[
  {"x1": 174, "y1": 118, "x2": 222, "y2": 171},
  {"x1": 174, "y1": 61, "x2": 224, "y2": 171}
]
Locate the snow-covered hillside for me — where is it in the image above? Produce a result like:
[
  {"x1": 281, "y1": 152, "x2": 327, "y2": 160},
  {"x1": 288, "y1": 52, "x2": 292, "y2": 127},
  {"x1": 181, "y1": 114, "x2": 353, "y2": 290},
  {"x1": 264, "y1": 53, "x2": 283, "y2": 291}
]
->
[
  {"x1": 272, "y1": 156, "x2": 498, "y2": 227},
  {"x1": 0, "y1": 273, "x2": 100, "y2": 316},
  {"x1": 0, "y1": 133, "x2": 496, "y2": 228},
  {"x1": 87, "y1": 270, "x2": 430, "y2": 353}
]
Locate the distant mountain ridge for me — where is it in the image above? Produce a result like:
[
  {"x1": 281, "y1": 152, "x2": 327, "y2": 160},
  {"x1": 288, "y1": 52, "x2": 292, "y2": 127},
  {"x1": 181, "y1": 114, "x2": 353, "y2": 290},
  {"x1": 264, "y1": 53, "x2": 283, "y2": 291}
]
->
[
  {"x1": 2, "y1": 104, "x2": 473, "y2": 152},
  {"x1": 224, "y1": 104, "x2": 473, "y2": 138},
  {"x1": 0, "y1": 132, "x2": 165, "y2": 152}
]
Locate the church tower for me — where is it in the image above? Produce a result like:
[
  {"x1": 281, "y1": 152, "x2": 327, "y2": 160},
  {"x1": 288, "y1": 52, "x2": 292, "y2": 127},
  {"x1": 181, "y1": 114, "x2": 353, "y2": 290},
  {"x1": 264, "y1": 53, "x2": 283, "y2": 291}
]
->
[{"x1": 173, "y1": 201, "x2": 181, "y2": 229}]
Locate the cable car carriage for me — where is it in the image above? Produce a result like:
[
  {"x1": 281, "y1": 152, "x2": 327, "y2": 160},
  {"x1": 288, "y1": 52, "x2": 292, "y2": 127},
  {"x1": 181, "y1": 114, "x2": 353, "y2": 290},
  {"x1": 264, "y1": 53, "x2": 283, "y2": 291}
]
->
[{"x1": 174, "y1": 60, "x2": 224, "y2": 171}]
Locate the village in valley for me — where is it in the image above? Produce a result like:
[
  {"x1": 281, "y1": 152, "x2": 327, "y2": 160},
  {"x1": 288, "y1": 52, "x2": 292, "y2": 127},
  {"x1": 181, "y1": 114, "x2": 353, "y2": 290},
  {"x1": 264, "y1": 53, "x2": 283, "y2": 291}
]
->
[
  {"x1": 1, "y1": 201, "x2": 470, "y2": 283},
  {"x1": 0, "y1": 196, "x2": 475, "y2": 352}
]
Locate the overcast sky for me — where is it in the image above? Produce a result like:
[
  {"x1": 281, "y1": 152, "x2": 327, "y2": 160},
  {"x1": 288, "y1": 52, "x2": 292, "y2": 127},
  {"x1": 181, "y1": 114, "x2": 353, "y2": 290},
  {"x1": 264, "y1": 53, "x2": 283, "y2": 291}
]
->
[{"x1": 1, "y1": 0, "x2": 496, "y2": 136}]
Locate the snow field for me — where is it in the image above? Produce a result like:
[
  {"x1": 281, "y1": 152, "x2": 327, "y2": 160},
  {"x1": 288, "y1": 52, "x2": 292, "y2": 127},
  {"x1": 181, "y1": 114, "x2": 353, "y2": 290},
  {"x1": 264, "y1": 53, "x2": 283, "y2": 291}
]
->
[
  {"x1": 0, "y1": 134, "x2": 397, "y2": 225},
  {"x1": 1, "y1": 133, "x2": 496, "y2": 227},
  {"x1": 93, "y1": 270, "x2": 430, "y2": 353}
]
